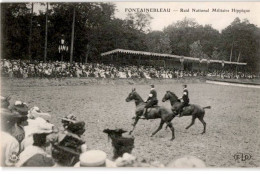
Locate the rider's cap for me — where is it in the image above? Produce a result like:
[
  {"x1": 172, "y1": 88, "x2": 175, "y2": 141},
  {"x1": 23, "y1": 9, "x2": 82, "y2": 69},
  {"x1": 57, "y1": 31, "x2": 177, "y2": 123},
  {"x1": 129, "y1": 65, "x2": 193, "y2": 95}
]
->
[
  {"x1": 151, "y1": 84, "x2": 155, "y2": 88},
  {"x1": 183, "y1": 84, "x2": 187, "y2": 88}
]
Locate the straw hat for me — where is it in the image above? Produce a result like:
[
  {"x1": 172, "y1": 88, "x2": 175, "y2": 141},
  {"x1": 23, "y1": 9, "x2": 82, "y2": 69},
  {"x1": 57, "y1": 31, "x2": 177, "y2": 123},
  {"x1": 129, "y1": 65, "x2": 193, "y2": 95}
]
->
[
  {"x1": 29, "y1": 118, "x2": 54, "y2": 134},
  {"x1": 74, "y1": 150, "x2": 107, "y2": 167},
  {"x1": 167, "y1": 156, "x2": 206, "y2": 168},
  {"x1": 27, "y1": 106, "x2": 51, "y2": 121}
]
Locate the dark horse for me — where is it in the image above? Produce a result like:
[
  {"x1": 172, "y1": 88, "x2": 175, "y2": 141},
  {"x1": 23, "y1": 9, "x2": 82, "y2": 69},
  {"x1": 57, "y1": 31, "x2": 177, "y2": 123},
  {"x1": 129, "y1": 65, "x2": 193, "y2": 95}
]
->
[
  {"x1": 125, "y1": 88, "x2": 176, "y2": 140},
  {"x1": 162, "y1": 91, "x2": 211, "y2": 134}
]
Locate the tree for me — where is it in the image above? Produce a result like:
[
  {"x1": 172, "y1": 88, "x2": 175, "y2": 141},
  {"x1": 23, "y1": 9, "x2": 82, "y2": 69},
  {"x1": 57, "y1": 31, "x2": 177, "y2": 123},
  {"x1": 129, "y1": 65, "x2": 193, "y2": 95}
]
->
[
  {"x1": 145, "y1": 31, "x2": 171, "y2": 53},
  {"x1": 189, "y1": 40, "x2": 208, "y2": 58},
  {"x1": 125, "y1": 12, "x2": 153, "y2": 33},
  {"x1": 221, "y1": 17, "x2": 260, "y2": 72}
]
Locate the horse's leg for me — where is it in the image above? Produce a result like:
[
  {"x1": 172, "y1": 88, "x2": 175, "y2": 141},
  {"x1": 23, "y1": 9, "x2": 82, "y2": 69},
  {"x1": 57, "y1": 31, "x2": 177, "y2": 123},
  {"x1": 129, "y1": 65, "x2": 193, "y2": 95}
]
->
[
  {"x1": 129, "y1": 116, "x2": 140, "y2": 135},
  {"x1": 198, "y1": 116, "x2": 206, "y2": 134},
  {"x1": 166, "y1": 121, "x2": 175, "y2": 141},
  {"x1": 151, "y1": 120, "x2": 164, "y2": 137},
  {"x1": 186, "y1": 116, "x2": 196, "y2": 130}
]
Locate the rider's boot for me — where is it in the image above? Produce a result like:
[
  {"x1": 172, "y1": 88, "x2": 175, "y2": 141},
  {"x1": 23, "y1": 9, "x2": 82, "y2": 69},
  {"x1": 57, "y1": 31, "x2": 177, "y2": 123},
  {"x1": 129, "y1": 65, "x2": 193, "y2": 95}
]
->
[
  {"x1": 141, "y1": 108, "x2": 147, "y2": 119},
  {"x1": 178, "y1": 110, "x2": 183, "y2": 117}
]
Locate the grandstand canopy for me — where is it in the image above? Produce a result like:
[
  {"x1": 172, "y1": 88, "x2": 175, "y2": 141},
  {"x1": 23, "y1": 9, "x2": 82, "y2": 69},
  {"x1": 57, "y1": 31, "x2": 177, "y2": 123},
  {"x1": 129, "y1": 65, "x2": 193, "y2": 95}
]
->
[{"x1": 101, "y1": 49, "x2": 247, "y2": 66}]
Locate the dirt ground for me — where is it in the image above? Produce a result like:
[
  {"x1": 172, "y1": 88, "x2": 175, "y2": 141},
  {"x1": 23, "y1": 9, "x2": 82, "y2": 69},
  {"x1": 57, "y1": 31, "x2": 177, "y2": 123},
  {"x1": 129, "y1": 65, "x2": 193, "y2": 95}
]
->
[{"x1": 1, "y1": 78, "x2": 260, "y2": 167}]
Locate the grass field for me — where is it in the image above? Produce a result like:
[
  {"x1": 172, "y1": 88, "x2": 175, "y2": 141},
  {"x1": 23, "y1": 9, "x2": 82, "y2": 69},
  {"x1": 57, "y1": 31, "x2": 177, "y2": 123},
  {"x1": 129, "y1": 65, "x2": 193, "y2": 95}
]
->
[{"x1": 1, "y1": 78, "x2": 260, "y2": 167}]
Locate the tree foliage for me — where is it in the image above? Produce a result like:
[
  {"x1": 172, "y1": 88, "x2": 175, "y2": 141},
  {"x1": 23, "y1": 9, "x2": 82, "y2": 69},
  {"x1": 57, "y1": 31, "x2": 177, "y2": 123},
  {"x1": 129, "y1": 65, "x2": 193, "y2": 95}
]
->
[{"x1": 1, "y1": 3, "x2": 259, "y2": 72}]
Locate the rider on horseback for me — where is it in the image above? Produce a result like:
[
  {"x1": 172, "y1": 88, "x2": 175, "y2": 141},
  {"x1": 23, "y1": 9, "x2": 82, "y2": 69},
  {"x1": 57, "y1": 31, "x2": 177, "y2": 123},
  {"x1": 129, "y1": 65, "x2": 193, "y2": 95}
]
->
[
  {"x1": 142, "y1": 85, "x2": 158, "y2": 119},
  {"x1": 178, "y1": 84, "x2": 189, "y2": 117}
]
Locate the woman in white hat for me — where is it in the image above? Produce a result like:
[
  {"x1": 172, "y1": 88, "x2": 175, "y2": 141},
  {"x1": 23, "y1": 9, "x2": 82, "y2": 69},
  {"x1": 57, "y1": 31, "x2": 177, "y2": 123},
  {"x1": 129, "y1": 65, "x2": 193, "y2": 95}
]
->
[{"x1": 15, "y1": 121, "x2": 55, "y2": 167}]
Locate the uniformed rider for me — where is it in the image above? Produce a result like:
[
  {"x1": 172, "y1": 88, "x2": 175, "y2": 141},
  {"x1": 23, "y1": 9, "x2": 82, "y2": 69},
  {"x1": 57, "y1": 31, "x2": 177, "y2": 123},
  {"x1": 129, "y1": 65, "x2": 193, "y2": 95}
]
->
[
  {"x1": 142, "y1": 85, "x2": 158, "y2": 118},
  {"x1": 178, "y1": 84, "x2": 190, "y2": 117}
]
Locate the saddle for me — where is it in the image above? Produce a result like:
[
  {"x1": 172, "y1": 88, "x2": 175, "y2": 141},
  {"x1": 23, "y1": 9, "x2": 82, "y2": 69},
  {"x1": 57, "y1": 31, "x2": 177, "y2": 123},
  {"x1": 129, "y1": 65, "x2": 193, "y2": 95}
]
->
[
  {"x1": 147, "y1": 105, "x2": 159, "y2": 112},
  {"x1": 181, "y1": 105, "x2": 193, "y2": 115}
]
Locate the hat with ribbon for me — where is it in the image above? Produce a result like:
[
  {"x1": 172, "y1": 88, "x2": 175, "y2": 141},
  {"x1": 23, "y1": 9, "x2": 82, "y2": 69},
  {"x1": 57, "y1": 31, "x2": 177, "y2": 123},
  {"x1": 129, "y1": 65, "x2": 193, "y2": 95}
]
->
[
  {"x1": 29, "y1": 118, "x2": 54, "y2": 134},
  {"x1": 27, "y1": 106, "x2": 51, "y2": 121},
  {"x1": 10, "y1": 101, "x2": 29, "y2": 116}
]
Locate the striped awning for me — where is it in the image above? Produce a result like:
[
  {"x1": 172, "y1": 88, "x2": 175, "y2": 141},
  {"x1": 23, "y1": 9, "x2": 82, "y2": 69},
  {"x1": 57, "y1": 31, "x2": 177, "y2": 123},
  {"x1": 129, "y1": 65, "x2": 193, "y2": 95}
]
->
[{"x1": 101, "y1": 49, "x2": 247, "y2": 66}]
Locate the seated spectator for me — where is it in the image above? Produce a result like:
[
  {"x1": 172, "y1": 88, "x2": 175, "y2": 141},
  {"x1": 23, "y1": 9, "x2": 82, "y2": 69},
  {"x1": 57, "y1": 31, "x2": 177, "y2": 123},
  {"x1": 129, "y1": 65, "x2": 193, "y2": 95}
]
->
[
  {"x1": 103, "y1": 128, "x2": 134, "y2": 160},
  {"x1": 9, "y1": 101, "x2": 29, "y2": 144},
  {"x1": 15, "y1": 121, "x2": 55, "y2": 167},
  {"x1": 51, "y1": 114, "x2": 87, "y2": 166},
  {"x1": 1, "y1": 109, "x2": 20, "y2": 167}
]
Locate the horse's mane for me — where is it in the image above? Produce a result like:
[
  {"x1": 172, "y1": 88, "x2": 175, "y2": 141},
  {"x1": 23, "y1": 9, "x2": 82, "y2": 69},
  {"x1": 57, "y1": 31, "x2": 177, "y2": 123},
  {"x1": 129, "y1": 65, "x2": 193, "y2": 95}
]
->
[
  {"x1": 168, "y1": 91, "x2": 180, "y2": 102},
  {"x1": 168, "y1": 91, "x2": 178, "y2": 98},
  {"x1": 133, "y1": 91, "x2": 144, "y2": 102}
]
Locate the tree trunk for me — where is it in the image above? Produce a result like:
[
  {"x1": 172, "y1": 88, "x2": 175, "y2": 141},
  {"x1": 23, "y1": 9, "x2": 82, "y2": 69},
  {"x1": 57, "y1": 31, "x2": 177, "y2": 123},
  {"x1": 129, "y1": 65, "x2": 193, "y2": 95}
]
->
[
  {"x1": 44, "y1": 3, "x2": 48, "y2": 63},
  {"x1": 229, "y1": 38, "x2": 234, "y2": 62},
  {"x1": 28, "y1": 3, "x2": 34, "y2": 61},
  {"x1": 70, "y1": 6, "x2": 76, "y2": 63},
  {"x1": 85, "y1": 44, "x2": 90, "y2": 63}
]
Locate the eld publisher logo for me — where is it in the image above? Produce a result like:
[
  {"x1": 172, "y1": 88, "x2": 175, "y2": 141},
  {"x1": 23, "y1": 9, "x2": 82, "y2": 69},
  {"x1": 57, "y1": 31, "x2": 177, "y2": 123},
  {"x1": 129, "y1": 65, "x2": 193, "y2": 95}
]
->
[{"x1": 233, "y1": 153, "x2": 252, "y2": 162}]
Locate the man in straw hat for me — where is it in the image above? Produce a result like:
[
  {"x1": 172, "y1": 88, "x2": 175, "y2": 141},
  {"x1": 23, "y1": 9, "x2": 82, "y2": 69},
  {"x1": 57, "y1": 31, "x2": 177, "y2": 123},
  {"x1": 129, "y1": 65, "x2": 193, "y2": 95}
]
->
[{"x1": 74, "y1": 150, "x2": 116, "y2": 167}]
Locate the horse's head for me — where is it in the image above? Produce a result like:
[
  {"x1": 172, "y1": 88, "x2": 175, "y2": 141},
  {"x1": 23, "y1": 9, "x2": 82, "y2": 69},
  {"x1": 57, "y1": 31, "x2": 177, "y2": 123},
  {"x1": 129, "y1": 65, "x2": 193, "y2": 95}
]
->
[
  {"x1": 162, "y1": 91, "x2": 179, "y2": 103},
  {"x1": 162, "y1": 91, "x2": 171, "y2": 102},
  {"x1": 1, "y1": 95, "x2": 11, "y2": 109},
  {"x1": 125, "y1": 88, "x2": 137, "y2": 102}
]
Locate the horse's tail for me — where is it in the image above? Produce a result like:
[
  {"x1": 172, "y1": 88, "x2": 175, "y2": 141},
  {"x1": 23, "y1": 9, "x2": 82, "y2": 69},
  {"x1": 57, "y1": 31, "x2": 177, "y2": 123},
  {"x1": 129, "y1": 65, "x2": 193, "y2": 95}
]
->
[{"x1": 203, "y1": 106, "x2": 211, "y2": 109}]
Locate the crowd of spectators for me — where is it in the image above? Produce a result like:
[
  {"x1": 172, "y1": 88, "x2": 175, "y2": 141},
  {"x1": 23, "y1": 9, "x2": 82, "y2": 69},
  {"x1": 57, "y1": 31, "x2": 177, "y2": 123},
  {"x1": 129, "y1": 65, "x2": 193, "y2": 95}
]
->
[
  {"x1": 1, "y1": 96, "x2": 206, "y2": 167},
  {"x1": 1, "y1": 59, "x2": 258, "y2": 80}
]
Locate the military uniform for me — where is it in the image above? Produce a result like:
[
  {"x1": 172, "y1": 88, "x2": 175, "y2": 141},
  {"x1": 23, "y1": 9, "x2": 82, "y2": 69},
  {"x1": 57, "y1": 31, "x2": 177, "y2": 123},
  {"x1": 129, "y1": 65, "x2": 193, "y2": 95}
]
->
[
  {"x1": 142, "y1": 85, "x2": 158, "y2": 118},
  {"x1": 179, "y1": 86, "x2": 190, "y2": 117}
]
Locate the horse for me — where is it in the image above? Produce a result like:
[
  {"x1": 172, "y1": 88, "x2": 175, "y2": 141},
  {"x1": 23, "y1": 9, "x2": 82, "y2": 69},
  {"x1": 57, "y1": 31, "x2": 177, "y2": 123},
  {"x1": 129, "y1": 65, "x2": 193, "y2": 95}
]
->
[
  {"x1": 162, "y1": 91, "x2": 211, "y2": 134},
  {"x1": 125, "y1": 88, "x2": 176, "y2": 140}
]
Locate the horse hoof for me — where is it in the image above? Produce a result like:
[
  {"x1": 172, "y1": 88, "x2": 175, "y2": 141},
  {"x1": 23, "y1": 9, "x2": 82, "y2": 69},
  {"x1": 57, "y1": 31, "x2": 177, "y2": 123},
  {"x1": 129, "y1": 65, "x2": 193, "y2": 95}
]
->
[
  {"x1": 201, "y1": 132, "x2": 205, "y2": 134},
  {"x1": 132, "y1": 117, "x2": 136, "y2": 119},
  {"x1": 170, "y1": 138, "x2": 175, "y2": 141},
  {"x1": 150, "y1": 134, "x2": 154, "y2": 137},
  {"x1": 129, "y1": 131, "x2": 132, "y2": 135},
  {"x1": 185, "y1": 127, "x2": 189, "y2": 130}
]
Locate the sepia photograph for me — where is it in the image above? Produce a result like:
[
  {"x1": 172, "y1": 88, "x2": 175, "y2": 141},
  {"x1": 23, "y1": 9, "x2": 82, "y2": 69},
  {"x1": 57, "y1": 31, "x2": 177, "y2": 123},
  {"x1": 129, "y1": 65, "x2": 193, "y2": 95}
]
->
[{"x1": 0, "y1": 1, "x2": 260, "y2": 169}]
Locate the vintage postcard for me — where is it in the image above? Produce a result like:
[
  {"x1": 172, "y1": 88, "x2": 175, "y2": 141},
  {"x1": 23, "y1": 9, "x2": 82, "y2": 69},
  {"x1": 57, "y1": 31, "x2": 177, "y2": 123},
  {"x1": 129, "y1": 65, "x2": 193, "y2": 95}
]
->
[{"x1": 0, "y1": 1, "x2": 260, "y2": 169}]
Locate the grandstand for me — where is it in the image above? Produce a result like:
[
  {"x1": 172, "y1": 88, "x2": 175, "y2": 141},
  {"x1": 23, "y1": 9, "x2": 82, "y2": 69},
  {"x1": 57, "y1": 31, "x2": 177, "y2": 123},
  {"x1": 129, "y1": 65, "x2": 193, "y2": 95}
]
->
[{"x1": 100, "y1": 49, "x2": 247, "y2": 72}]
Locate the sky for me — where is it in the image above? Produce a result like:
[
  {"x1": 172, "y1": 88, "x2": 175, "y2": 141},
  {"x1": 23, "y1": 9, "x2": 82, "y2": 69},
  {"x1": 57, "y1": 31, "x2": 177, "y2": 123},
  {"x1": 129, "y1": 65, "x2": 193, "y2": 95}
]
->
[
  {"x1": 113, "y1": 2, "x2": 260, "y2": 32},
  {"x1": 32, "y1": 1, "x2": 260, "y2": 32}
]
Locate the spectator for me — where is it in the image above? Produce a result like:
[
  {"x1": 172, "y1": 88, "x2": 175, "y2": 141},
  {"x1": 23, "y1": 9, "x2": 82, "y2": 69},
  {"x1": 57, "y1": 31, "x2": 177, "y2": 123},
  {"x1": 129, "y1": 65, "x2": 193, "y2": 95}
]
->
[
  {"x1": 1, "y1": 110, "x2": 20, "y2": 167},
  {"x1": 15, "y1": 120, "x2": 55, "y2": 167}
]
